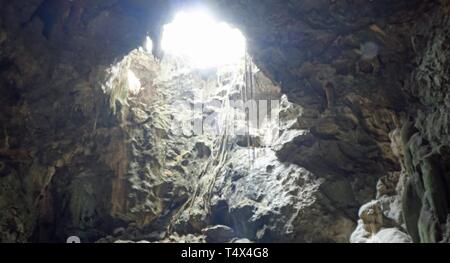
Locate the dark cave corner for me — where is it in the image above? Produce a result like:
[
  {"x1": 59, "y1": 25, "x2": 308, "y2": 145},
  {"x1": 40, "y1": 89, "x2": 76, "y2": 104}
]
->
[{"x1": 0, "y1": 0, "x2": 449, "y2": 243}]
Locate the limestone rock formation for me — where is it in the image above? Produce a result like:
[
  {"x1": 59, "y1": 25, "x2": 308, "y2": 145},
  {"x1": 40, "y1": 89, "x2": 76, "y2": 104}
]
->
[{"x1": 0, "y1": 0, "x2": 448, "y2": 243}]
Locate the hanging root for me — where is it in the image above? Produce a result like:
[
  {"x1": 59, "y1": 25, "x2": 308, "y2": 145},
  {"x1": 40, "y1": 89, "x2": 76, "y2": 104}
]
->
[{"x1": 166, "y1": 52, "x2": 256, "y2": 233}]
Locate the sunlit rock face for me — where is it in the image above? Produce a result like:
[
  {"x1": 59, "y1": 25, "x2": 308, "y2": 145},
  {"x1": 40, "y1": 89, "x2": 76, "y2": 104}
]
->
[
  {"x1": 0, "y1": 0, "x2": 172, "y2": 242},
  {"x1": 0, "y1": 0, "x2": 449, "y2": 243},
  {"x1": 206, "y1": 0, "x2": 450, "y2": 243},
  {"x1": 96, "y1": 45, "x2": 340, "y2": 243}
]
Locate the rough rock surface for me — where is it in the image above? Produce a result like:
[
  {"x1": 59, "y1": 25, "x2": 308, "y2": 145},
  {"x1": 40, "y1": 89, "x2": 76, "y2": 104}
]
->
[
  {"x1": 202, "y1": 225, "x2": 236, "y2": 243},
  {"x1": 0, "y1": 0, "x2": 449, "y2": 243},
  {"x1": 0, "y1": 0, "x2": 172, "y2": 242},
  {"x1": 207, "y1": 0, "x2": 449, "y2": 243}
]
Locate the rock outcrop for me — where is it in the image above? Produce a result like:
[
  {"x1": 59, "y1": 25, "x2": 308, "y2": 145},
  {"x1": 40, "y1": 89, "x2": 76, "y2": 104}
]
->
[{"x1": 0, "y1": 0, "x2": 448, "y2": 243}]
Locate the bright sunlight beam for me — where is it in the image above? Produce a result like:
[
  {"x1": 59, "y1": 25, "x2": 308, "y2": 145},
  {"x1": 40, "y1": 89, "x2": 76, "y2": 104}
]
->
[{"x1": 161, "y1": 8, "x2": 246, "y2": 69}]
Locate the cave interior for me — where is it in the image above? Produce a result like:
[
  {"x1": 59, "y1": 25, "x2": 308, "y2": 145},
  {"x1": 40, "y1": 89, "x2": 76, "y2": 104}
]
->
[{"x1": 0, "y1": 0, "x2": 449, "y2": 243}]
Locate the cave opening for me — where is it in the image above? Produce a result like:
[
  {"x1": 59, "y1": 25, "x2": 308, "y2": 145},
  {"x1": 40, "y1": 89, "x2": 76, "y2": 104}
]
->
[
  {"x1": 160, "y1": 8, "x2": 246, "y2": 69},
  {"x1": 94, "y1": 5, "x2": 305, "y2": 243}
]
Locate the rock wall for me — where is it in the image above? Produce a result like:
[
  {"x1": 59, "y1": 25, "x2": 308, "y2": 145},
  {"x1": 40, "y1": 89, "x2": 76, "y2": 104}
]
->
[
  {"x1": 398, "y1": 3, "x2": 450, "y2": 243},
  {"x1": 206, "y1": 0, "x2": 449, "y2": 243},
  {"x1": 351, "y1": 2, "x2": 450, "y2": 243},
  {"x1": 0, "y1": 0, "x2": 448, "y2": 243},
  {"x1": 0, "y1": 0, "x2": 172, "y2": 242}
]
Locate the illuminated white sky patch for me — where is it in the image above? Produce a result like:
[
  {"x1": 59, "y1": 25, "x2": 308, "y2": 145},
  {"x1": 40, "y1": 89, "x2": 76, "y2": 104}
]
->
[{"x1": 161, "y1": 8, "x2": 246, "y2": 69}]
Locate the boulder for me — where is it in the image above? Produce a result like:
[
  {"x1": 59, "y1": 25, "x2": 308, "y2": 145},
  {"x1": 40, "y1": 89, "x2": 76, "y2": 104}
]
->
[{"x1": 202, "y1": 225, "x2": 236, "y2": 243}]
